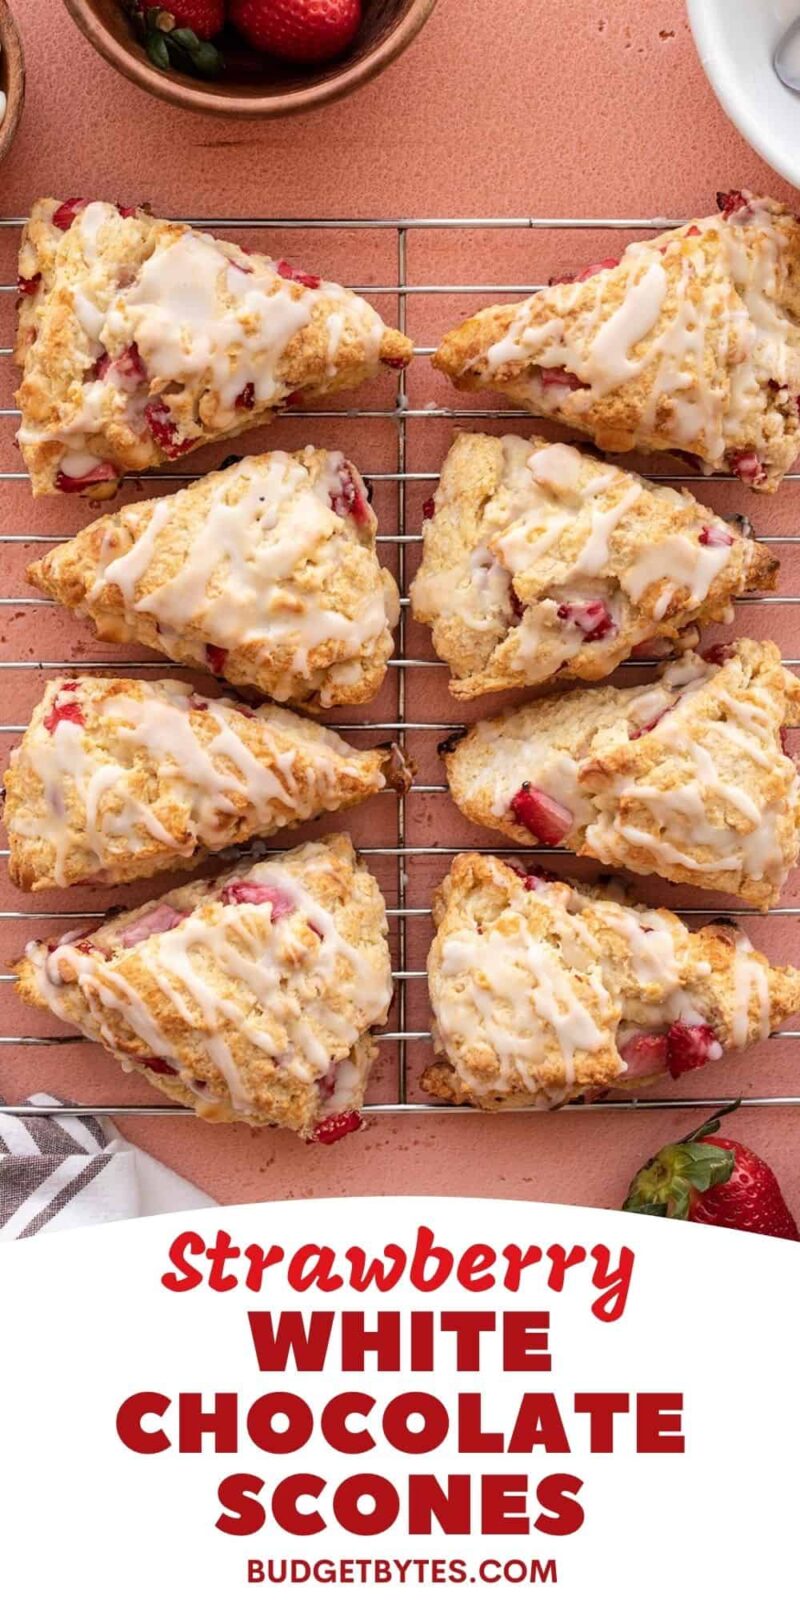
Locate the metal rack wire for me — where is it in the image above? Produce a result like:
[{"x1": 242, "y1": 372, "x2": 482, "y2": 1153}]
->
[{"x1": 1, "y1": 211, "x2": 799, "y2": 1121}]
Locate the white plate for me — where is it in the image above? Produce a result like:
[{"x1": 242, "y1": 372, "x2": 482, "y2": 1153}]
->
[{"x1": 687, "y1": 0, "x2": 800, "y2": 190}]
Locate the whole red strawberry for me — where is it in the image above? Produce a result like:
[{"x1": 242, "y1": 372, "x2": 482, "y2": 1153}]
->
[
  {"x1": 623, "y1": 1104, "x2": 799, "y2": 1241},
  {"x1": 229, "y1": 0, "x2": 362, "y2": 63},
  {"x1": 158, "y1": 0, "x2": 224, "y2": 38}
]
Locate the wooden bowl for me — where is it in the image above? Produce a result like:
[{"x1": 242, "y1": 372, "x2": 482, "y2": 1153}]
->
[
  {"x1": 63, "y1": 0, "x2": 438, "y2": 117},
  {"x1": 0, "y1": 1, "x2": 25, "y2": 163}
]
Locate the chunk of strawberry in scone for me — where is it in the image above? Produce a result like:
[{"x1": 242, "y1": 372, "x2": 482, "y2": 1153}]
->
[
  {"x1": 620, "y1": 1032, "x2": 669, "y2": 1078},
  {"x1": 717, "y1": 189, "x2": 750, "y2": 221},
  {"x1": 510, "y1": 784, "x2": 573, "y2": 846},
  {"x1": 118, "y1": 904, "x2": 190, "y2": 948},
  {"x1": 52, "y1": 197, "x2": 90, "y2": 231},
  {"x1": 538, "y1": 366, "x2": 587, "y2": 391},
  {"x1": 557, "y1": 599, "x2": 615, "y2": 642},
  {"x1": 43, "y1": 685, "x2": 85, "y2": 735},
  {"x1": 55, "y1": 461, "x2": 119, "y2": 495},
  {"x1": 331, "y1": 464, "x2": 370, "y2": 526},
  {"x1": 728, "y1": 450, "x2": 767, "y2": 488},
  {"x1": 219, "y1": 882, "x2": 295, "y2": 918},
  {"x1": 310, "y1": 1109, "x2": 364, "y2": 1145},
  {"x1": 276, "y1": 259, "x2": 322, "y2": 290},
  {"x1": 699, "y1": 524, "x2": 733, "y2": 547},
  {"x1": 144, "y1": 398, "x2": 192, "y2": 459},
  {"x1": 205, "y1": 644, "x2": 228, "y2": 675},
  {"x1": 666, "y1": 1021, "x2": 721, "y2": 1078},
  {"x1": 17, "y1": 273, "x2": 42, "y2": 297},
  {"x1": 143, "y1": 1057, "x2": 178, "y2": 1077}
]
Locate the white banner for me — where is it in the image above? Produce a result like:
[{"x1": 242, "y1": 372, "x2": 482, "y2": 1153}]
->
[{"x1": 0, "y1": 1196, "x2": 796, "y2": 1597}]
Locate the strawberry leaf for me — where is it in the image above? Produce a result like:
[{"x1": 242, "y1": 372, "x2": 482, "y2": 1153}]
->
[
  {"x1": 623, "y1": 1139, "x2": 735, "y2": 1220},
  {"x1": 146, "y1": 29, "x2": 171, "y2": 69}
]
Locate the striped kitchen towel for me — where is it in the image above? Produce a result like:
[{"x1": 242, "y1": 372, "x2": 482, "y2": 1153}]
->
[{"x1": 0, "y1": 1095, "x2": 213, "y2": 1239}]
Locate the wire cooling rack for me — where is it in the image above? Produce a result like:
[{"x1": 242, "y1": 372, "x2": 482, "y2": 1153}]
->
[{"x1": 1, "y1": 212, "x2": 800, "y2": 1121}]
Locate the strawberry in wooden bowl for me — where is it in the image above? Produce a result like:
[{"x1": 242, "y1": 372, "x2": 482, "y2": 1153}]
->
[{"x1": 63, "y1": 0, "x2": 438, "y2": 116}]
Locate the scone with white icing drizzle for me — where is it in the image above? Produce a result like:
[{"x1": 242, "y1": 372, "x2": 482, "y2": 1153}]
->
[
  {"x1": 4, "y1": 676, "x2": 411, "y2": 893},
  {"x1": 16, "y1": 197, "x2": 412, "y2": 497},
  {"x1": 27, "y1": 448, "x2": 399, "y2": 710},
  {"x1": 15, "y1": 835, "x2": 392, "y2": 1143},
  {"x1": 444, "y1": 639, "x2": 800, "y2": 909},
  {"x1": 433, "y1": 192, "x2": 800, "y2": 493},
  {"x1": 410, "y1": 432, "x2": 776, "y2": 697},
  {"x1": 423, "y1": 854, "x2": 800, "y2": 1110}
]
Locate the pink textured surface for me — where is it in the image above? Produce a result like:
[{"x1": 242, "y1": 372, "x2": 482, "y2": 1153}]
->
[{"x1": 2, "y1": 0, "x2": 800, "y2": 1214}]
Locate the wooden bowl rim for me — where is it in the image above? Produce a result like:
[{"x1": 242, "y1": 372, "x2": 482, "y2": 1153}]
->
[
  {"x1": 0, "y1": 0, "x2": 25, "y2": 162},
  {"x1": 62, "y1": 0, "x2": 438, "y2": 118}
]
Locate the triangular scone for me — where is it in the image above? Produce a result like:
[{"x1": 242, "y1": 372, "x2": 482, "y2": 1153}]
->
[
  {"x1": 15, "y1": 834, "x2": 392, "y2": 1142},
  {"x1": 27, "y1": 448, "x2": 399, "y2": 710},
  {"x1": 434, "y1": 193, "x2": 800, "y2": 493},
  {"x1": 4, "y1": 676, "x2": 411, "y2": 893},
  {"x1": 422, "y1": 855, "x2": 800, "y2": 1109},
  {"x1": 411, "y1": 432, "x2": 776, "y2": 697},
  {"x1": 444, "y1": 639, "x2": 800, "y2": 909},
  {"x1": 16, "y1": 197, "x2": 412, "y2": 497}
]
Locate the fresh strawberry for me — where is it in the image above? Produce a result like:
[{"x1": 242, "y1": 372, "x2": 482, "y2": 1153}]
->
[
  {"x1": 157, "y1": 0, "x2": 224, "y2": 38},
  {"x1": 229, "y1": 0, "x2": 362, "y2": 63},
  {"x1": 623, "y1": 1104, "x2": 799, "y2": 1239},
  {"x1": 509, "y1": 784, "x2": 573, "y2": 846}
]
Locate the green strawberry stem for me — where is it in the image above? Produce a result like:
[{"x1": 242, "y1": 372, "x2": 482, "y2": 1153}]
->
[
  {"x1": 622, "y1": 1100, "x2": 742, "y2": 1220},
  {"x1": 135, "y1": 6, "x2": 225, "y2": 79}
]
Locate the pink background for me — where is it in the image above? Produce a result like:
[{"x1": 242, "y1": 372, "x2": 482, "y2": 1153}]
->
[{"x1": 2, "y1": 0, "x2": 800, "y2": 1212}]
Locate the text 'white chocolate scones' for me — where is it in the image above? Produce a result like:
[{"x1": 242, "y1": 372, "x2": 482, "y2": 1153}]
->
[
  {"x1": 4, "y1": 676, "x2": 410, "y2": 893},
  {"x1": 444, "y1": 639, "x2": 800, "y2": 908},
  {"x1": 434, "y1": 193, "x2": 800, "y2": 492},
  {"x1": 15, "y1": 835, "x2": 392, "y2": 1142},
  {"x1": 27, "y1": 448, "x2": 399, "y2": 709},
  {"x1": 410, "y1": 433, "x2": 775, "y2": 697},
  {"x1": 16, "y1": 197, "x2": 412, "y2": 497},
  {"x1": 423, "y1": 854, "x2": 800, "y2": 1110}
]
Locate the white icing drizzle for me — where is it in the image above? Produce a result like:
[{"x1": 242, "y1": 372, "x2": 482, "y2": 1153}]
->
[
  {"x1": 625, "y1": 533, "x2": 732, "y2": 619},
  {"x1": 435, "y1": 913, "x2": 606, "y2": 1102},
  {"x1": 730, "y1": 931, "x2": 772, "y2": 1049}
]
